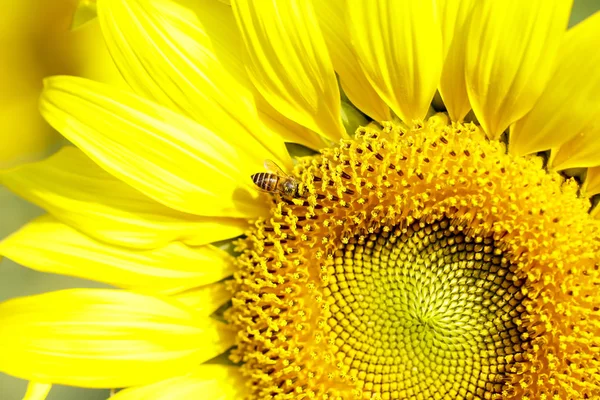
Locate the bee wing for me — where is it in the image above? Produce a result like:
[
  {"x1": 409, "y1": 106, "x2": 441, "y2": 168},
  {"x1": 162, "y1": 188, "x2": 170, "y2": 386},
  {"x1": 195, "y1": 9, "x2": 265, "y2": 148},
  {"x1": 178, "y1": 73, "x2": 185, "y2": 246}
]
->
[{"x1": 264, "y1": 159, "x2": 288, "y2": 176}]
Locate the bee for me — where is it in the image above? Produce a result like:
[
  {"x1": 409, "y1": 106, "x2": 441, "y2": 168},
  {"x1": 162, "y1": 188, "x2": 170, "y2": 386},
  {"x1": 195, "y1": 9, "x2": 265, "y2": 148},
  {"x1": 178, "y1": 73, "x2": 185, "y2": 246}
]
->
[{"x1": 251, "y1": 160, "x2": 301, "y2": 198}]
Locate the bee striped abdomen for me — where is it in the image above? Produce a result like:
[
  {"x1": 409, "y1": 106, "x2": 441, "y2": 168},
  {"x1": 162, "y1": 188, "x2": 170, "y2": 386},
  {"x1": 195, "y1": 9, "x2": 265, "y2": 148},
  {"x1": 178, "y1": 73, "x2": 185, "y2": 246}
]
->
[{"x1": 252, "y1": 173, "x2": 279, "y2": 192}]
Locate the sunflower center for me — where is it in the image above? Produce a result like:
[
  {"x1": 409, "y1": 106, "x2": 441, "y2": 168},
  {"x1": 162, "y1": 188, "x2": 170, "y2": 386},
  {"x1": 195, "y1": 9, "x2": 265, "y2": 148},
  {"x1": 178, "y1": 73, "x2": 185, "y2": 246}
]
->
[
  {"x1": 325, "y1": 219, "x2": 525, "y2": 398},
  {"x1": 227, "y1": 116, "x2": 599, "y2": 399}
]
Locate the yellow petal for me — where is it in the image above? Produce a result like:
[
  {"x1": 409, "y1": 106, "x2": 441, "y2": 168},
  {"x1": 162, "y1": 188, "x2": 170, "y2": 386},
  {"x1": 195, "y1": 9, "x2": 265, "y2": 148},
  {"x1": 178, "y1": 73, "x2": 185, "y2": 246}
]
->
[
  {"x1": 171, "y1": 283, "x2": 231, "y2": 315},
  {"x1": 232, "y1": 0, "x2": 346, "y2": 142},
  {"x1": 0, "y1": 147, "x2": 246, "y2": 249},
  {"x1": 584, "y1": 166, "x2": 600, "y2": 198},
  {"x1": 97, "y1": 0, "x2": 292, "y2": 166},
  {"x1": 465, "y1": 0, "x2": 573, "y2": 140},
  {"x1": 550, "y1": 122, "x2": 600, "y2": 170},
  {"x1": 0, "y1": 215, "x2": 234, "y2": 293},
  {"x1": 0, "y1": 289, "x2": 233, "y2": 388},
  {"x1": 510, "y1": 11, "x2": 600, "y2": 157},
  {"x1": 256, "y1": 94, "x2": 327, "y2": 150},
  {"x1": 347, "y1": 0, "x2": 443, "y2": 123},
  {"x1": 312, "y1": 0, "x2": 390, "y2": 122},
  {"x1": 24, "y1": 382, "x2": 51, "y2": 400},
  {"x1": 110, "y1": 365, "x2": 246, "y2": 400},
  {"x1": 437, "y1": 0, "x2": 477, "y2": 121},
  {"x1": 40, "y1": 76, "x2": 268, "y2": 219}
]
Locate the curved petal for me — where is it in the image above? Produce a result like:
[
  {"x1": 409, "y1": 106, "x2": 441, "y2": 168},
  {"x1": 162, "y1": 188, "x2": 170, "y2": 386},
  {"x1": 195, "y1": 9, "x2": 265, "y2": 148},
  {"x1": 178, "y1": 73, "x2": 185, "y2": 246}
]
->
[
  {"x1": 0, "y1": 289, "x2": 233, "y2": 388},
  {"x1": 465, "y1": 0, "x2": 573, "y2": 140},
  {"x1": 312, "y1": 0, "x2": 390, "y2": 122},
  {"x1": 98, "y1": 0, "x2": 294, "y2": 165},
  {"x1": 437, "y1": 0, "x2": 477, "y2": 121},
  {"x1": 24, "y1": 382, "x2": 51, "y2": 400},
  {"x1": 256, "y1": 95, "x2": 327, "y2": 149},
  {"x1": 110, "y1": 365, "x2": 246, "y2": 400},
  {"x1": 347, "y1": 0, "x2": 443, "y2": 123},
  {"x1": 190, "y1": 0, "x2": 325, "y2": 149},
  {"x1": 172, "y1": 283, "x2": 231, "y2": 315},
  {"x1": 0, "y1": 215, "x2": 234, "y2": 293},
  {"x1": 0, "y1": 146, "x2": 247, "y2": 248},
  {"x1": 510, "y1": 11, "x2": 600, "y2": 157},
  {"x1": 550, "y1": 121, "x2": 600, "y2": 170},
  {"x1": 40, "y1": 76, "x2": 269, "y2": 219},
  {"x1": 232, "y1": 0, "x2": 346, "y2": 142}
]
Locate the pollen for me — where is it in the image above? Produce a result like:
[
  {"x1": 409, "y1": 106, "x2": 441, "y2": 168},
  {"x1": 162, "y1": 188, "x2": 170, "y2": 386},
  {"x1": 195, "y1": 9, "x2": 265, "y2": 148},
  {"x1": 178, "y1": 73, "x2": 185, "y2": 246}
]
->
[{"x1": 227, "y1": 116, "x2": 600, "y2": 399}]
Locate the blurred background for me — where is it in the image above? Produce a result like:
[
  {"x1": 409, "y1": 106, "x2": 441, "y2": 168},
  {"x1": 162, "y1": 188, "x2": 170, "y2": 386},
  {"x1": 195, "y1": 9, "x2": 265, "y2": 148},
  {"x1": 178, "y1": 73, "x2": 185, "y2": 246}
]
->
[
  {"x1": 0, "y1": 1, "x2": 599, "y2": 399},
  {"x1": 0, "y1": 0, "x2": 121, "y2": 399}
]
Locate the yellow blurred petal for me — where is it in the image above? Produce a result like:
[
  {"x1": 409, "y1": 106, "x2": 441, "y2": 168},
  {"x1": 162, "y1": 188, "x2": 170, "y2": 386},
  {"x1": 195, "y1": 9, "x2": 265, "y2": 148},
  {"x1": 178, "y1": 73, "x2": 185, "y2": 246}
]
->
[
  {"x1": 0, "y1": 215, "x2": 234, "y2": 293},
  {"x1": 437, "y1": 0, "x2": 477, "y2": 121},
  {"x1": 0, "y1": 289, "x2": 233, "y2": 388},
  {"x1": 584, "y1": 166, "x2": 600, "y2": 198},
  {"x1": 110, "y1": 365, "x2": 246, "y2": 400},
  {"x1": 171, "y1": 283, "x2": 231, "y2": 315},
  {"x1": 0, "y1": 147, "x2": 246, "y2": 249},
  {"x1": 232, "y1": 0, "x2": 346, "y2": 142},
  {"x1": 24, "y1": 382, "x2": 51, "y2": 400},
  {"x1": 312, "y1": 0, "x2": 390, "y2": 122},
  {"x1": 347, "y1": 0, "x2": 443, "y2": 123},
  {"x1": 465, "y1": 0, "x2": 572, "y2": 140},
  {"x1": 0, "y1": 2, "x2": 64, "y2": 169},
  {"x1": 40, "y1": 76, "x2": 269, "y2": 219},
  {"x1": 510, "y1": 11, "x2": 600, "y2": 157},
  {"x1": 98, "y1": 0, "x2": 291, "y2": 167},
  {"x1": 72, "y1": 19, "x2": 128, "y2": 89},
  {"x1": 0, "y1": 96, "x2": 60, "y2": 170},
  {"x1": 0, "y1": 2, "x2": 125, "y2": 170},
  {"x1": 71, "y1": 0, "x2": 98, "y2": 30}
]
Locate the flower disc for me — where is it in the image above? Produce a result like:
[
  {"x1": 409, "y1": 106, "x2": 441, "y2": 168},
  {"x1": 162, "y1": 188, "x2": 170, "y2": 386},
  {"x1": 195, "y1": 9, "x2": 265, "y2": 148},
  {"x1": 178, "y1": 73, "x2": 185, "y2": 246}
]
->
[
  {"x1": 325, "y1": 219, "x2": 526, "y2": 399},
  {"x1": 228, "y1": 116, "x2": 600, "y2": 399}
]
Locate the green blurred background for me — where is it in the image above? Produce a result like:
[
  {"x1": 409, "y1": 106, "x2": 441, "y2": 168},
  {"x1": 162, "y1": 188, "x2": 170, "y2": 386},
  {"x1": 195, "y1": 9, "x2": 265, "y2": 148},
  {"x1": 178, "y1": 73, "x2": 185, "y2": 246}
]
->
[{"x1": 1, "y1": 1, "x2": 599, "y2": 399}]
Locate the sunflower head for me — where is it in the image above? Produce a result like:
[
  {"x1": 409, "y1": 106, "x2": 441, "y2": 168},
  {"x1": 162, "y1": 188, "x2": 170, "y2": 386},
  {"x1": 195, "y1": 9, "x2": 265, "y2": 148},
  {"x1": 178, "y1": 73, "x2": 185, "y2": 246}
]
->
[
  {"x1": 228, "y1": 118, "x2": 600, "y2": 399},
  {"x1": 0, "y1": 1, "x2": 600, "y2": 400}
]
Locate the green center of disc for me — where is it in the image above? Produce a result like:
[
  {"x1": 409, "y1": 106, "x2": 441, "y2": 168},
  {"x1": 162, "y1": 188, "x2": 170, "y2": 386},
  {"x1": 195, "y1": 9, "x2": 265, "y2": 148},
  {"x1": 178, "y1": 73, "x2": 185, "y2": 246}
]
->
[{"x1": 324, "y1": 219, "x2": 530, "y2": 398}]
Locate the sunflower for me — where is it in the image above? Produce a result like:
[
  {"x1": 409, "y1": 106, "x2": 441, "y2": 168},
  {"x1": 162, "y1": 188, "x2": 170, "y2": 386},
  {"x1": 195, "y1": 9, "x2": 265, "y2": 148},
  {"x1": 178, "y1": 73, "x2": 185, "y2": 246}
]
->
[{"x1": 1, "y1": 0, "x2": 600, "y2": 399}]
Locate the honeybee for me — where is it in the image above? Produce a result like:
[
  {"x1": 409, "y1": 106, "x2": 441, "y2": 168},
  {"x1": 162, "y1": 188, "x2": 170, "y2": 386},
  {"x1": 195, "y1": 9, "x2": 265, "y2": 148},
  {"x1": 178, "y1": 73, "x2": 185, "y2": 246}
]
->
[{"x1": 251, "y1": 160, "x2": 301, "y2": 198}]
